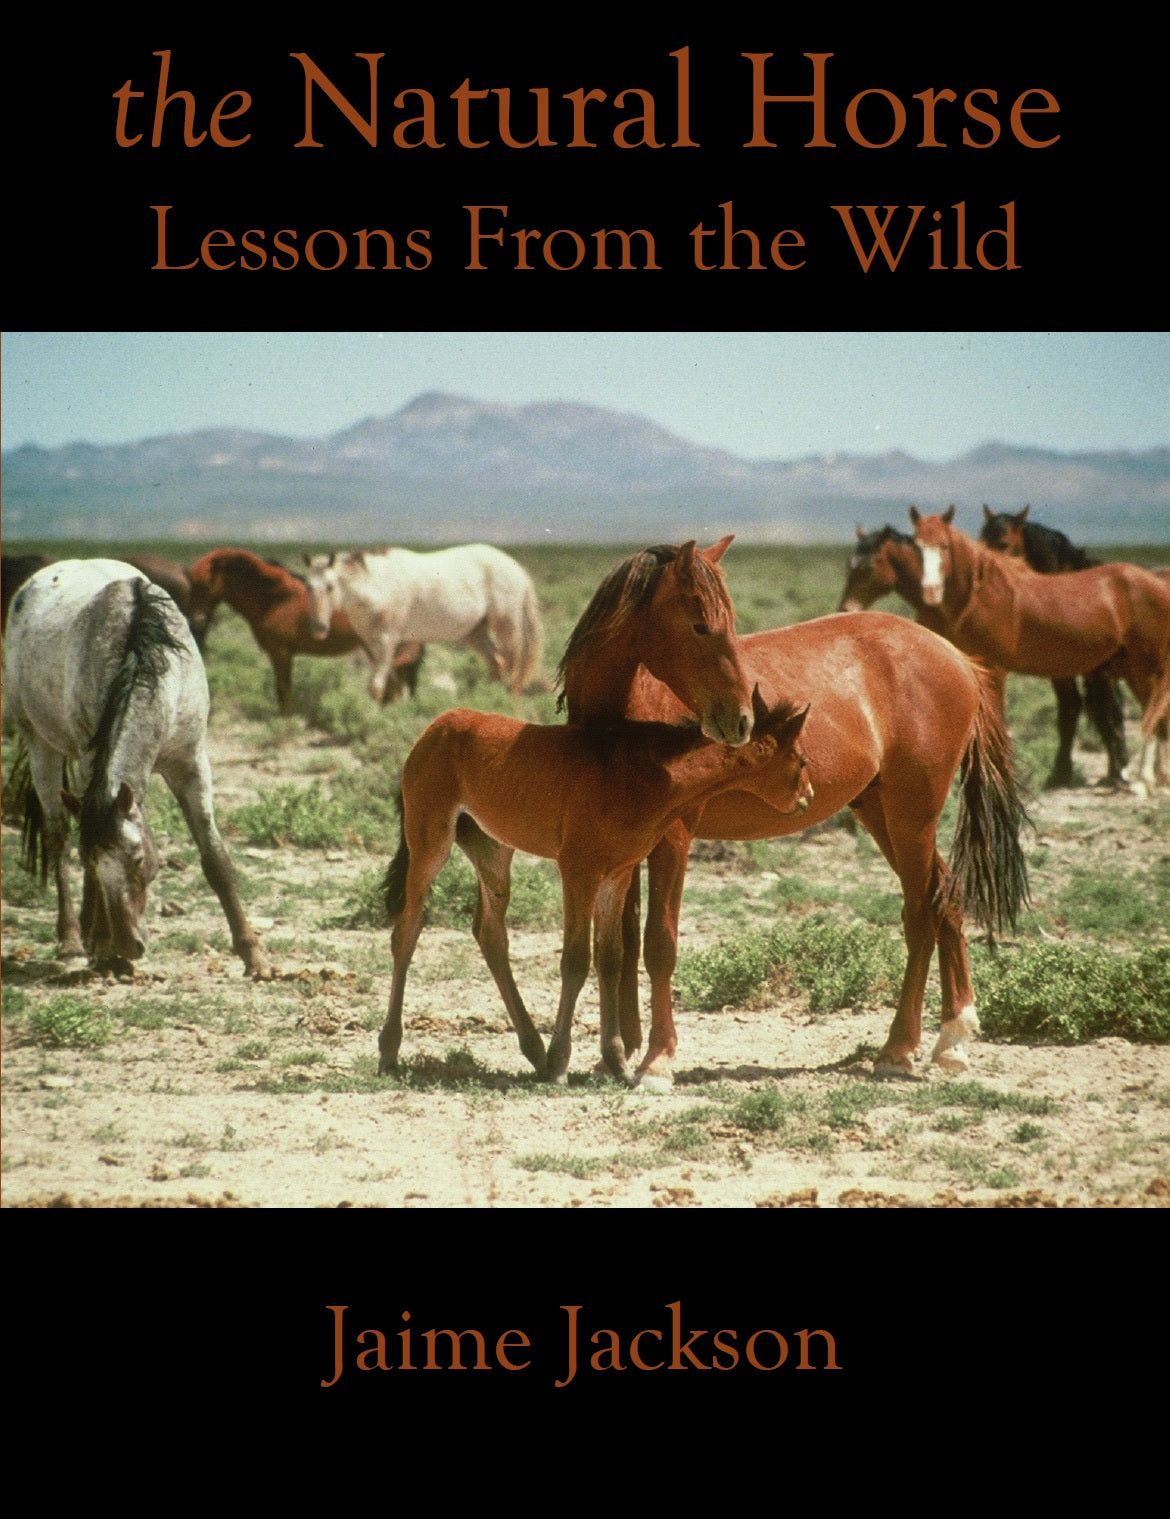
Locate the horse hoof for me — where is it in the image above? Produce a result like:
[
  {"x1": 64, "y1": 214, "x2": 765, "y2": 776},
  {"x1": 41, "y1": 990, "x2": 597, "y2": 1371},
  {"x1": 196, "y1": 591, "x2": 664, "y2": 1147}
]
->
[
  {"x1": 933, "y1": 1049, "x2": 971, "y2": 1073},
  {"x1": 245, "y1": 955, "x2": 275, "y2": 981},
  {"x1": 873, "y1": 1055, "x2": 917, "y2": 1079}
]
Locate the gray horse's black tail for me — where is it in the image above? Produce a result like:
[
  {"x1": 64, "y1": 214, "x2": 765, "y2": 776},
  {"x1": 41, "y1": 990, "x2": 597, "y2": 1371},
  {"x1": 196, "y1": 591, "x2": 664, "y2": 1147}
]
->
[{"x1": 6, "y1": 740, "x2": 56, "y2": 883}]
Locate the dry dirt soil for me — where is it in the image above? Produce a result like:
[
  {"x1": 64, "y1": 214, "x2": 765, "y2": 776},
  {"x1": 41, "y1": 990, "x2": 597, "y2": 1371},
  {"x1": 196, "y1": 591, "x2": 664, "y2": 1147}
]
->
[{"x1": 3, "y1": 704, "x2": 1168, "y2": 1211}]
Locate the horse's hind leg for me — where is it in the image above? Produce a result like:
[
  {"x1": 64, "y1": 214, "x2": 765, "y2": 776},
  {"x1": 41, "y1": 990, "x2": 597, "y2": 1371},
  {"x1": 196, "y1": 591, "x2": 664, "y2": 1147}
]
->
[
  {"x1": 851, "y1": 787, "x2": 974, "y2": 1075},
  {"x1": 160, "y1": 752, "x2": 271, "y2": 979},
  {"x1": 380, "y1": 800, "x2": 461, "y2": 1074},
  {"x1": 1045, "y1": 677, "x2": 1082, "y2": 789},
  {"x1": 1083, "y1": 667, "x2": 1129, "y2": 785},
  {"x1": 27, "y1": 744, "x2": 84, "y2": 959},
  {"x1": 456, "y1": 814, "x2": 547, "y2": 1077},
  {"x1": 463, "y1": 616, "x2": 508, "y2": 685}
]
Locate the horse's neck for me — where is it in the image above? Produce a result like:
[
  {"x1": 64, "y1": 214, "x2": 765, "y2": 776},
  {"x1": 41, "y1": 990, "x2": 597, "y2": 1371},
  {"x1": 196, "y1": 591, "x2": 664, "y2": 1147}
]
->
[
  {"x1": 891, "y1": 544, "x2": 929, "y2": 608},
  {"x1": 563, "y1": 651, "x2": 648, "y2": 722},
  {"x1": 662, "y1": 729, "x2": 770, "y2": 810},
  {"x1": 223, "y1": 560, "x2": 285, "y2": 611}
]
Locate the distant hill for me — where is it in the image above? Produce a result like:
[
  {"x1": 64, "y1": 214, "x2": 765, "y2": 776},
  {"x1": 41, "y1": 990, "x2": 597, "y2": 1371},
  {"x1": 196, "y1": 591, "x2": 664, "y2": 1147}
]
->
[{"x1": 4, "y1": 392, "x2": 1168, "y2": 544}]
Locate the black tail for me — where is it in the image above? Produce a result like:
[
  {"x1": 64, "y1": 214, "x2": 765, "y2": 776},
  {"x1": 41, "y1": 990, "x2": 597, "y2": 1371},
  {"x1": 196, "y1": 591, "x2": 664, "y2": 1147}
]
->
[
  {"x1": 946, "y1": 667, "x2": 1032, "y2": 936},
  {"x1": 7, "y1": 740, "x2": 52, "y2": 883},
  {"x1": 382, "y1": 790, "x2": 410, "y2": 924}
]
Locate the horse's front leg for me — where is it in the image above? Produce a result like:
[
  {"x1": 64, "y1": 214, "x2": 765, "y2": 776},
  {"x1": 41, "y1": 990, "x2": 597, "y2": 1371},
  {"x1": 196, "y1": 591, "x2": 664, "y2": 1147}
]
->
[
  {"x1": 593, "y1": 869, "x2": 638, "y2": 1088},
  {"x1": 637, "y1": 822, "x2": 693, "y2": 1086},
  {"x1": 545, "y1": 880, "x2": 597, "y2": 1085},
  {"x1": 365, "y1": 617, "x2": 405, "y2": 704},
  {"x1": 161, "y1": 754, "x2": 272, "y2": 979}
]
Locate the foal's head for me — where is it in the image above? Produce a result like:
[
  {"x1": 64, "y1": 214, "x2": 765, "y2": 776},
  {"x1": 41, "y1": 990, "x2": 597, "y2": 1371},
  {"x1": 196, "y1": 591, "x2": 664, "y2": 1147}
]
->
[{"x1": 748, "y1": 689, "x2": 815, "y2": 814}]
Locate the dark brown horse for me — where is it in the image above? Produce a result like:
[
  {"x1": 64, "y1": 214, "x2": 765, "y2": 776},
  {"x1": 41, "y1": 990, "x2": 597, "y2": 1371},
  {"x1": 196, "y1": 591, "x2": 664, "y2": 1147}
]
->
[{"x1": 186, "y1": 548, "x2": 424, "y2": 716}]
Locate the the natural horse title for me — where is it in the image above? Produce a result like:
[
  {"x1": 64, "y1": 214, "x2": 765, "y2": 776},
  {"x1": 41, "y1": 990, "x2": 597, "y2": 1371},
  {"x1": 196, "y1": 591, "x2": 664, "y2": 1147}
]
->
[{"x1": 110, "y1": 48, "x2": 1061, "y2": 277}]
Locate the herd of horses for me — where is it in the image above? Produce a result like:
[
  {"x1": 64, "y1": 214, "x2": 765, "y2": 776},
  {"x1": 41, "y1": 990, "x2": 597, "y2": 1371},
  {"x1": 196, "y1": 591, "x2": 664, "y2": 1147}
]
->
[{"x1": 3, "y1": 509, "x2": 1167, "y2": 1090}]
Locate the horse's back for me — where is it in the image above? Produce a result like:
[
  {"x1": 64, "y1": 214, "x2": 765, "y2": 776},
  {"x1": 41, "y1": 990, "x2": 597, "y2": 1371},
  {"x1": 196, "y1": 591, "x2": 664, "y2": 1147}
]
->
[{"x1": 5, "y1": 559, "x2": 208, "y2": 759}]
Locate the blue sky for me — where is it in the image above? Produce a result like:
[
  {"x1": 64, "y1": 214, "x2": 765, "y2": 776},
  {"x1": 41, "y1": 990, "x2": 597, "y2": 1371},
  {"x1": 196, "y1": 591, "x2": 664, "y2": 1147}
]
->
[{"x1": 3, "y1": 331, "x2": 1166, "y2": 461}]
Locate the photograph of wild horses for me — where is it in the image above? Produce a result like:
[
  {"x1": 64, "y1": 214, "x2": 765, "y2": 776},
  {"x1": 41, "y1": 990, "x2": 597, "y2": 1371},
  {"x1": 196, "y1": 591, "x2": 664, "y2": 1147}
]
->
[{"x1": 2, "y1": 535, "x2": 1167, "y2": 1209}]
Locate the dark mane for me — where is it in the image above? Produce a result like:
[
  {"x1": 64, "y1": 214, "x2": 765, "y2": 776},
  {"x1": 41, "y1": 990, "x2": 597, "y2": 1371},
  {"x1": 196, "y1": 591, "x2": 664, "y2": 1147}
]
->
[
  {"x1": 79, "y1": 580, "x2": 187, "y2": 851},
  {"x1": 554, "y1": 544, "x2": 729, "y2": 711},
  {"x1": 855, "y1": 525, "x2": 913, "y2": 556}
]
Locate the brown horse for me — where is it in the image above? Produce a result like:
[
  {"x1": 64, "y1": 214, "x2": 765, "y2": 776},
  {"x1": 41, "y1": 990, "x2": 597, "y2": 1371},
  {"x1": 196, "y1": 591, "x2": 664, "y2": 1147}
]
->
[
  {"x1": 909, "y1": 507, "x2": 1170, "y2": 795},
  {"x1": 380, "y1": 688, "x2": 811, "y2": 1087},
  {"x1": 623, "y1": 613, "x2": 1029, "y2": 1081},
  {"x1": 452, "y1": 539, "x2": 1027, "y2": 1083},
  {"x1": 186, "y1": 548, "x2": 424, "y2": 716}
]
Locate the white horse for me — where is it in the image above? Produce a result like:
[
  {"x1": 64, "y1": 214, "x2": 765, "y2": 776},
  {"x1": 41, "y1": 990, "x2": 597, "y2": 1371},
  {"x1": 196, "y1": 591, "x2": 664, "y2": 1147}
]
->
[
  {"x1": 304, "y1": 544, "x2": 544, "y2": 703},
  {"x1": 4, "y1": 559, "x2": 270, "y2": 978}
]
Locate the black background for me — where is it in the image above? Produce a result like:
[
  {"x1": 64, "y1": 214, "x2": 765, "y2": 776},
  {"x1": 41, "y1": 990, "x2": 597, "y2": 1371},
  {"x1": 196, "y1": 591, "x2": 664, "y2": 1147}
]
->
[{"x1": 5, "y1": 12, "x2": 1165, "y2": 1471}]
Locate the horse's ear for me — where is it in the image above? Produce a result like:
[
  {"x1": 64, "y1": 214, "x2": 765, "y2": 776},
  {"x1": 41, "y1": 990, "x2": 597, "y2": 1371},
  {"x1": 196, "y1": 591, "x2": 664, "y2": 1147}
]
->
[
  {"x1": 750, "y1": 683, "x2": 767, "y2": 727},
  {"x1": 350, "y1": 550, "x2": 366, "y2": 569},
  {"x1": 701, "y1": 534, "x2": 734, "y2": 564},
  {"x1": 302, "y1": 553, "x2": 312, "y2": 568},
  {"x1": 61, "y1": 790, "x2": 81, "y2": 818},
  {"x1": 982, "y1": 504, "x2": 994, "y2": 523},
  {"x1": 1014, "y1": 505, "x2": 1030, "y2": 524},
  {"x1": 909, "y1": 506, "x2": 921, "y2": 526},
  {"x1": 942, "y1": 504, "x2": 956, "y2": 524},
  {"x1": 856, "y1": 523, "x2": 866, "y2": 539},
  {"x1": 116, "y1": 781, "x2": 135, "y2": 815},
  {"x1": 673, "y1": 541, "x2": 697, "y2": 581},
  {"x1": 781, "y1": 704, "x2": 811, "y2": 744}
]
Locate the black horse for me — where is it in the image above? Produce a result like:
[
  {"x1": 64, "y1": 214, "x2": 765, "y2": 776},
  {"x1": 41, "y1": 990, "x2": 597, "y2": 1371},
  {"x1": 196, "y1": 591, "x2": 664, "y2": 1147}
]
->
[{"x1": 980, "y1": 506, "x2": 1129, "y2": 788}]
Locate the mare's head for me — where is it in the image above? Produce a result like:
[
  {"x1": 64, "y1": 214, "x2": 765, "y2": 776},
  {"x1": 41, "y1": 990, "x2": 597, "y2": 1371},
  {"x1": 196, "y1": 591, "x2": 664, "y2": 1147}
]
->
[
  {"x1": 63, "y1": 781, "x2": 160, "y2": 968},
  {"x1": 980, "y1": 505, "x2": 1030, "y2": 558},
  {"x1": 838, "y1": 525, "x2": 912, "y2": 611},
  {"x1": 303, "y1": 551, "x2": 362, "y2": 639},
  {"x1": 909, "y1": 504, "x2": 958, "y2": 606},
  {"x1": 558, "y1": 537, "x2": 756, "y2": 744},
  {"x1": 749, "y1": 688, "x2": 814, "y2": 814}
]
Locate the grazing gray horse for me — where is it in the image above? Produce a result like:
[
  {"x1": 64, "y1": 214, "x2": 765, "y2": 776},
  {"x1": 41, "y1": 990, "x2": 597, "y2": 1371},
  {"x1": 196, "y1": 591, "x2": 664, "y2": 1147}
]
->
[{"x1": 4, "y1": 559, "x2": 270, "y2": 978}]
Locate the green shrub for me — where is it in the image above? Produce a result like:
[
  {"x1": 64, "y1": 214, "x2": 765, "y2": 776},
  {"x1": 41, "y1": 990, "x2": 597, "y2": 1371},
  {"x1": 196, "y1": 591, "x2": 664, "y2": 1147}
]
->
[
  {"x1": 675, "y1": 914, "x2": 902, "y2": 1013},
  {"x1": 977, "y1": 943, "x2": 1170, "y2": 1045}
]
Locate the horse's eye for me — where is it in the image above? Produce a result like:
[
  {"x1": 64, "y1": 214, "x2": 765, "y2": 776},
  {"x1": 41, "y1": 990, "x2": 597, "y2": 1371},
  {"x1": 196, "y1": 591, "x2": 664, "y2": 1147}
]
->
[{"x1": 692, "y1": 621, "x2": 711, "y2": 637}]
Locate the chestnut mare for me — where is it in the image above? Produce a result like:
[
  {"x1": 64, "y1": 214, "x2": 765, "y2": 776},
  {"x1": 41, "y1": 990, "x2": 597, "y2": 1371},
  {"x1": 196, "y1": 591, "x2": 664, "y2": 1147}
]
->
[
  {"x1": 908, "y1": 507, "x2": 1170, "y2": 796},
  {"x1": 186, "y1": 548, "x2": 423, "y2": 716},
  {"x1": 978, "y1": 506, "x2": 1129, "y2": 787},
  {"x1": 4, "y1": 560, "x2": 269, "y2": 978},
  {"x1": 381, "y1": 688, "x2": 811, "y2": 1087}
]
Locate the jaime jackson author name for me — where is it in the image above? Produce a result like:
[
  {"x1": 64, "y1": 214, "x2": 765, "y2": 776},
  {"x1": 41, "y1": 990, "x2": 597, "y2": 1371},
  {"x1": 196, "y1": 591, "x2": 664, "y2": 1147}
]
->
[{"x1": 322, "y1": 1303, "x2": 841, "y2": 1387}]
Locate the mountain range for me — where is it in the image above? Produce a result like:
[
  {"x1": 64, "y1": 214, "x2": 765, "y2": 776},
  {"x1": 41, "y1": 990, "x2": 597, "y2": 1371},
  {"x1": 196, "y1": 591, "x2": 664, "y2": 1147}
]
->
[{"x1": 4, "y1": 391, "x2": 1167, "y2": 545}]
